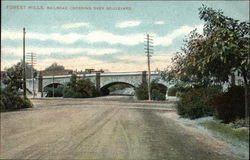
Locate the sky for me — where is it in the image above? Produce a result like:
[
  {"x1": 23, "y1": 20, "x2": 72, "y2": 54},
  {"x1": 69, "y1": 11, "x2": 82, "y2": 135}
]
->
[{"x1": 1, "y1": 0, "x2": 249, "y2": 72}]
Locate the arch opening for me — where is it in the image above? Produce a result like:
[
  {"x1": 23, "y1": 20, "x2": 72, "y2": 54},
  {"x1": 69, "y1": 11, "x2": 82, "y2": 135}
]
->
[
  {"x1": 44, "y1": 83, "x2": 64, "y2": 97},
  {"x1": 151, "y1": 83, "x2": 168, "y2": 95},
  {"x1": 101, "y1": 82, "x2": 135, "y2": 96}
]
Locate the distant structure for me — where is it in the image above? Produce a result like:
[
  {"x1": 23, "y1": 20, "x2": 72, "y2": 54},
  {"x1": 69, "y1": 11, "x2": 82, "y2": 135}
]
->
[
  {"x1": 84, "y1": 69, "x2": 105, "y2": 74},
  {"x1": 40, "y1": 71, "x2": 73, "y2": 76}
]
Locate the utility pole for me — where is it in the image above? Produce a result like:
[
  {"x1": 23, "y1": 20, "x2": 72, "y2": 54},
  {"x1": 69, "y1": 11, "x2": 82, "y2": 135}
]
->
[
  {"x1": 52, "y1": 74, "x2": 55, "y2": 97},
  {"x1": 26, "y1": 52, "x2": 37, "y2": 98},
  {"x1": 144, "y1": 34, "x2": 153, "y2": 101},
  {"x1": 23, "y1": 28, "x2": 26, "y2": 98}
]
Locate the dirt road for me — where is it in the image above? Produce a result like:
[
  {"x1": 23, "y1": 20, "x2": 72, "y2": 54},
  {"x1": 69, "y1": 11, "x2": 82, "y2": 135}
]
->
[{"x1": 0, "y1": 96, "x2": 241, "y2": 159}]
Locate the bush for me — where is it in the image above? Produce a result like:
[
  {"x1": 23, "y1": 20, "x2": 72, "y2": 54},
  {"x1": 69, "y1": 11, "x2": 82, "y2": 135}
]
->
[
  {"x1": 61, "y1": 74, "x2": 98, "y2": 98},
  {"x1": 135, "y1": 83, "x2": 148, "y2": 100},
  {"x1": 62, "y1": 86, "x2": 87, "y2": 98},
  {"x1": 177, "y1": 86, "x2": 221, "y2": 119},
  {"x1": 0, "y1": 90, "x2": 33, "y2": 111},
  {"x1": 152, "y1": 89, "x2": 165, "y2": 100},
  {"x1": 208, "y1": 86, "x2": 245, "y2": 123},
  {"x1": 135, "y1": 81, "x2": 168, "y2": 100},
  {"x1": 176, "y1": 92, "x2": 182, "y2": 97},
  {"x1": 168, "y1": 87, "x2": 178, "y2": 96},
  {"x1": 76, "y1": 79, "x2": 96, "y2": 97}
]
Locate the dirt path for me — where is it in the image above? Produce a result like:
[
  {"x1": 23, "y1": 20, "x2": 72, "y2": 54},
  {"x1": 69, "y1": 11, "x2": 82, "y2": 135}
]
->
[{"x1": 0, "y1": 96, "x2": 241, "y2": 159}]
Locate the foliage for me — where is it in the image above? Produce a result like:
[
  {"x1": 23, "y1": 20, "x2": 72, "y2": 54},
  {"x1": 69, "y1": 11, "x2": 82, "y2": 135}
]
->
[
  {"x1": 62, "y1": 74, "x2": 97, "y2": 98},
  {"x1": 1, "y1": 62, "x2": 34, "y2": 112},
  {"x1": 208, "y1": 86, "x2": 245, "y2": 123},
  {"x1": 135, "y1": 81, "x2": 167, "y2": 100},
  {"x1": 177, "y1": 86, "x2": 221, "y2": 119},
  {"x1": 135, "y1": 82, "x2": 148, "y2": 100},
  {"x1": 163, "y1": 5, "x2": 249, "y2": 121},
  {"x1": 3, "y1": 62, "x2": 23, "y2": 93},
  {"x1": 200, "y1": 121, "x2": 249, "y2": 143},
  {"x1": 75, "y1": 79, "x2": 97, "y2": 97},
  {"x1": 168, "y1": 87, "x2": 178, "y2": 96},
  {"x1": 44, "y1": 62, "x2": 66, "y2": 72},
  {"x1": 152, "y1": 89, "x2": 165, "y2": 100},
  {"x1": 3, "y1": 61, "x2": 37, "y2": 93},
  {"x1": 0, "y1": 89, "x2": 33, "y2": 111},
  {"x1": 151, "y1": 80, "x2": 167, "y2": 96},
  {"x1": 165, "y1": 5, "x2": 249, "y2": 87},
  {"x1": 63, "y1": 86, "x2": 87, "y2": 98}
]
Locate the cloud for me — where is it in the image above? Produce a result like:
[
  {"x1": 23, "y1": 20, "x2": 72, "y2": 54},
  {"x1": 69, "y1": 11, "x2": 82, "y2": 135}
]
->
[
  {"x1": 1, "y1": 30, "x2": 85, "y2": 44},
  {"x1": 1, "y1": 47, "x2": 121, "y2": 57},
  {"x1": 117, "y1": 55, "x2": 145, "y2": 62},
  {"x1": 2, "y1": 30, "x2": 144, "y2": 45},
  {"x1": 61, "y1": 22, "x2": 90, "y2": 29},
  {"x1": 154, "y1": 21, "x2": 165, "y2": 25},
  {"x1": 154, "y1": 24, "x2": 203, "y2": 46},
  {"x1": 85, "y1": 31, "x2": 144, "y2": 45},
  {"x1": 36, "y1": 57, "x2": 103, "y2": 71},
  {"x1": 116, "y1": 21, "x2": 141, "y2": 28},
  {"x1": 114, "y1": 54, "x2": 172, "y2": 71},
  {"x1": 2, "y1": 24, "x2": 203, "y2": 46}
]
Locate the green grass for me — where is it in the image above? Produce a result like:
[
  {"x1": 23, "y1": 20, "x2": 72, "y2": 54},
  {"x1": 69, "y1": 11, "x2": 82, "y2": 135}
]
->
[{"x1": 200, "y1": 121, "x2": 249, "y2": 143}]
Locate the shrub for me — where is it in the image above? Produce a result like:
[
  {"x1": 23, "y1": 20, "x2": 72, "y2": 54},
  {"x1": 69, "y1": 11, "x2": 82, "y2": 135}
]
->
[
  {"x1": 176, "y1": 92, "x2": 182, "y2": 97},
  {"x1": 177, "y1": 86, "x2": 221, "y2": 119},
  {"x1": 0, "y1": 89, "x2": 33, "y2": 111},
  {"x1": 208, "y1": 86, "x2": 245, "y2": 123},
  {"x1": 76, "y1": 79, "x2": 96, "y2": 97},
  {"x1": 168, "y1": 87, "x2": 178, "y2": 96},
  {"x1": 135, "y1": 83, "x2": 148, "y2": 100},
  {"x1": 152, "y1": 89, "x2": 165, "y2": 100},
  {"x1": 135, "y1": 81, "x2": 168, "y2": 100},
  {"x1": 61, "y1": 74, "x2": 98, "y2": 98},
  {"x1": 62, "y1": 86, "x2": 87, "y2": 98}
]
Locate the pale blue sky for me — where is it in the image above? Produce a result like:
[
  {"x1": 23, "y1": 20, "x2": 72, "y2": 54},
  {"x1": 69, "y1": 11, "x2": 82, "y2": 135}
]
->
[{"x1": 1, "y1": 1, "x2": 249, "y2": 71}]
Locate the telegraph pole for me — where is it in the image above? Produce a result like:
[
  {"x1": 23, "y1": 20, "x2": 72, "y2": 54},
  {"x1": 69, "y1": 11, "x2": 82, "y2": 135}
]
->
[
  {"x1": 27, "y1": 52, "x2": 37, "y2": 98},
  {"x1": 23, "y1": 28, "x2": 26, "y2": 98},
  {"x1": 52, "y1": 74, "x2": 55, "y2": 97},
  {"x1": 144, "y1": 34, "x2": 153, "y2": 101}
]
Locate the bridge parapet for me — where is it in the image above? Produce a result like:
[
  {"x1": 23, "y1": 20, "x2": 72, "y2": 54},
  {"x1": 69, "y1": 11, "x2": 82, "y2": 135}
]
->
[{"x1": 32, "y1": 71, "x2": 170, "y2": 97}]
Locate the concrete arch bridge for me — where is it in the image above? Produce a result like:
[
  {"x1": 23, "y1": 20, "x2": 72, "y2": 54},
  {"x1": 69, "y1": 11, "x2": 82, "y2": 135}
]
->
[{"x1": 26, "y1": 71, "x2": 172, "y2": 97}]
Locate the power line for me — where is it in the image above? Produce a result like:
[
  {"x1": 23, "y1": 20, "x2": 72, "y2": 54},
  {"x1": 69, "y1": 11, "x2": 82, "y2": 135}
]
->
[
  {"x1": 26, "y1": 52, "x2": 37, "y2": 98},
  {"x1": 144, "y1": 34, "x2": 153, "y2": 101},
  {"x1": 23, "y1": 28, "x2": 26, "y2": 98}
]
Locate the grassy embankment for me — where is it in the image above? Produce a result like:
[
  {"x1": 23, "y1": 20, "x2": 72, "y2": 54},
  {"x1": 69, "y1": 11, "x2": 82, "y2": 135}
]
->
[{"x1": 200, "y1": 121, "x2": 249, "y2": 143}]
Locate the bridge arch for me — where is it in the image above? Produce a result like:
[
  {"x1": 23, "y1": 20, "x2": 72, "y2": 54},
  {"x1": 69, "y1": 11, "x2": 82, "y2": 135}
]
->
[
  {"x1": 151, "y1": 82, "x2": 168, "y2": 95},
  {"x1": 100, "y1": 81, "x2": 135, "y2": 96},
  {"x1": 44, "y1": 83, "x2": 64, "y2": 97}
]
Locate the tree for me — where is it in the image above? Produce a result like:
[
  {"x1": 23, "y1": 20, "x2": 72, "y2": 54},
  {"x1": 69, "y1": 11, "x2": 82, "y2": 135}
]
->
[
  {"x1": 1, "y1": 61, "x2": 34, "y2": 111},
  {"x1": 76, "y1": 79, "x2": 96, "y2": 97},
  {"x1": 63, "y1": 74, "x2": 97, "y2": 98},
  {"x1": 198, "y1": 5, "x2": 249, "y2": 84},
  {"x1": 44, "y1": 62, "x2": 65, "y2": 72},
  {"x1": 3, "y1": 62, "x2": 23, "y2": 93},
  {"x1": 3, "y1": 61, "x2": 37, "y2": 93},
  {"x1": 166, "y1": 5, "x2": 249, "y2": 121}
]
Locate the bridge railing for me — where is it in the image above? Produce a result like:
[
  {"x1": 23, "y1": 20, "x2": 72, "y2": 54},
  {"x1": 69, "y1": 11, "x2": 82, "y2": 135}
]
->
[{"x1": 42, "y1": 71, "x2": 162, "y2": 78}]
